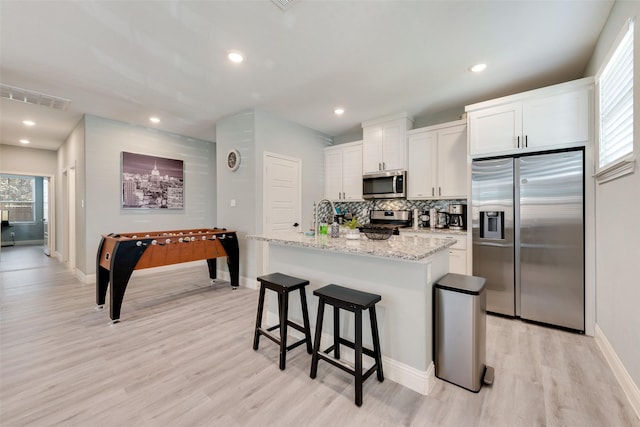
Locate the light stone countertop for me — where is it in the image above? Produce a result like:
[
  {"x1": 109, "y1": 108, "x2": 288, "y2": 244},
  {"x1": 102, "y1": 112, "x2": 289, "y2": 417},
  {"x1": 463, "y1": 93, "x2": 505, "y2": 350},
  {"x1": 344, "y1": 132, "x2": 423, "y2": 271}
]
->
[
  {"x1": 247, "y1": 231, "x2": 455, "y2": 262},
  {"x1": 399, "y1": 227, "x2": 468, "y2": 236}
]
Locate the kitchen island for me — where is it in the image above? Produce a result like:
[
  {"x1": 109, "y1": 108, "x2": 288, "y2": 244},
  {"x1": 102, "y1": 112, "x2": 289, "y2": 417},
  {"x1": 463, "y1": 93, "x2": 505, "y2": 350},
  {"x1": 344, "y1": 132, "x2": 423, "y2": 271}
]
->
[{"x1": 247, "y1": 231, "x2": 454, "y2": 395}]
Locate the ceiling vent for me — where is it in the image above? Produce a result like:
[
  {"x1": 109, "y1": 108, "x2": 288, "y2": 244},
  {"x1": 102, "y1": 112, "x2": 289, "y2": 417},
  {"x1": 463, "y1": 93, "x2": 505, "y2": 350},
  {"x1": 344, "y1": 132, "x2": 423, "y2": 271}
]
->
[
  {"x1": 0, "y1": 83, "x2": 71, "y2": 111},
  {"x1": 271, "y1": 0, "x2": 299, "y2": 11}
]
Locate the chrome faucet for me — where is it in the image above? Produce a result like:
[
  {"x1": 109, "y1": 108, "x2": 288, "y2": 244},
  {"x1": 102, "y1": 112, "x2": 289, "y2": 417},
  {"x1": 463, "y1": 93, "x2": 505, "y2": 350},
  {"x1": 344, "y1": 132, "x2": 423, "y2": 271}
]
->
[{"x1": 313, "y1": 199, "x2": 337, "y2": 234}]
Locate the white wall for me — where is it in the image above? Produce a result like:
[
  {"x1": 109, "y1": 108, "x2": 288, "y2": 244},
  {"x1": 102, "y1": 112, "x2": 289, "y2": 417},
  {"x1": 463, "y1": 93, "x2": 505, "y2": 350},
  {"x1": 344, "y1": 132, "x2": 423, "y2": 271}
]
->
[
  {"x1": 82, "y1": 115, "x2": 216, "y2": 275},
  {"x1": 584, "y1": 0, "x2": 640, "y2": 393},
  {"x1": 216, "y1": 109, "x2": 329, "y2": 285}
]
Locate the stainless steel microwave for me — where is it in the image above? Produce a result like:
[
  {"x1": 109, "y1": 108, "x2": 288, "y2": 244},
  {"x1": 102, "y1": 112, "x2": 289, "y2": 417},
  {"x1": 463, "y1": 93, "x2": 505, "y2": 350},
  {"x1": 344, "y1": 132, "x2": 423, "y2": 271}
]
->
[{"x1": 363, "y1": 170, "x2": 406, "y2": 199}]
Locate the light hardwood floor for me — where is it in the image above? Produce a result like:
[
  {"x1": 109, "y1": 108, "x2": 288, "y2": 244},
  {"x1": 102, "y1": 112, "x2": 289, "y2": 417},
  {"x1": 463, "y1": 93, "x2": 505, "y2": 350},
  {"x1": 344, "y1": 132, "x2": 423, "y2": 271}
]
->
[{"x1": 1, "y1": 245, "x2": 638, "y2": 426}]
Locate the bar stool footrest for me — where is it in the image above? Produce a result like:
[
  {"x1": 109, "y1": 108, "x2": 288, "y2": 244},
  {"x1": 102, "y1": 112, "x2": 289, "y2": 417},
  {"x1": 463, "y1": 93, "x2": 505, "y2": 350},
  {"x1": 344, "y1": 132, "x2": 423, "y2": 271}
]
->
[
  {"x1": 335, "y1": 337, "x2": 378, "y2": 359},
  {"x1": 316, "y1": 351, "x2": 380, "y2": 382},
  {"x1": 258, "y1": 326, "x2": 310, "y2": 351}
]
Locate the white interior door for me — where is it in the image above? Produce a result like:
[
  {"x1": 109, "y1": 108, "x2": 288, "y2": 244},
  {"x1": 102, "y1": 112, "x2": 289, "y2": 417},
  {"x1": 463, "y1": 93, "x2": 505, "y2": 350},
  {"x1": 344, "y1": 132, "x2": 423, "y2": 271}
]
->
[
  {"x1": 262, "y1": 152, "x2": 301, "y2": 274},
  {"x1": 264, "y1": 152, "x2": 301, "y2": 233}
]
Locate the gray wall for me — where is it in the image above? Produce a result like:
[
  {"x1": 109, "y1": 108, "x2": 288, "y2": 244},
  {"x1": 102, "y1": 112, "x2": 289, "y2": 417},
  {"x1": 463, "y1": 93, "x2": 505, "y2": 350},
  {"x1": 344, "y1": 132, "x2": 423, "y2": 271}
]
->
[
  {"x1": 80, "y1": 115, "x2": 216, "y2": 275},
  {"x1": 216, "y1": 108, "x2": 329, "y2": 285},
  {"x1": 57, "y1": 118, "x2": 86, "y2": 268},
  {"x1": 0, "y1": 144, "x2": 58, "y2": 174},
  {"x1": 583, "y1": 1, "x2": 640, "y2": 393}
]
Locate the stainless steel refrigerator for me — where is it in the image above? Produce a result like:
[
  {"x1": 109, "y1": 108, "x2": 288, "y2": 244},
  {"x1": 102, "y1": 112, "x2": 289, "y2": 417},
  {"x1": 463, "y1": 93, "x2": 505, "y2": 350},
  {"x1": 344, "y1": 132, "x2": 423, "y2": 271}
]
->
[{"x1": 471, "y1": 149, "x2": 584, "y2": 332}]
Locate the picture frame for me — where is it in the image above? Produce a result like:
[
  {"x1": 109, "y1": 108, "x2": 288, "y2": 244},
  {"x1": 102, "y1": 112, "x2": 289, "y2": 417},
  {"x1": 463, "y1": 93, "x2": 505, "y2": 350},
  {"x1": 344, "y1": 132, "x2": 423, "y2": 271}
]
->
[{"x1": 121, "y1": 152, "x2": 184, "y2": 209}]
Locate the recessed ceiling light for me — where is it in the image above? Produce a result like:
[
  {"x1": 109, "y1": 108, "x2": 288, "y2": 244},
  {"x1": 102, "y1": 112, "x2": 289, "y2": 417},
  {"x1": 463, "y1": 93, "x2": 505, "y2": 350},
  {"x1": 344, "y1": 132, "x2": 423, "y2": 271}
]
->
[
  {"x1": 334, "y1": 108, "x2": 345, "y2": 115},
  {"x1": 22, "y1": 120, "x2": 36, "y2": 126},
  {"x1": 149, "y1": 117, "x2": 160, "y2": 124},
  {"x1": 470, "y1": 63, "x2": 487, "y2": 73},
  {"x1": 228, "y1": 52, "x2": 244, "y2": 63},
  {"x1": 19, "y1": 139, "x2": 30, "y2": 144}
]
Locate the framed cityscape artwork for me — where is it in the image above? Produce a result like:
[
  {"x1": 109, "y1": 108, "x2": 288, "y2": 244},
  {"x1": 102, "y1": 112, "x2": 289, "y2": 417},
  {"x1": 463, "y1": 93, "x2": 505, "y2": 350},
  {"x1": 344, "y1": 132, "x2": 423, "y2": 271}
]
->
[{"x1": 121, "y1": 152, "x2": 184, "y2": 209}]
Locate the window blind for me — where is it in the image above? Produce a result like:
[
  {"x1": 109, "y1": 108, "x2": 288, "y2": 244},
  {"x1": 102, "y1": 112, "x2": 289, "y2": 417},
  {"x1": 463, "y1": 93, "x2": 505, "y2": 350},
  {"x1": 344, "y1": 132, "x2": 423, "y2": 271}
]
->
[{"x1": 598, "y1": 20, "x2": 634, "y2": 169}]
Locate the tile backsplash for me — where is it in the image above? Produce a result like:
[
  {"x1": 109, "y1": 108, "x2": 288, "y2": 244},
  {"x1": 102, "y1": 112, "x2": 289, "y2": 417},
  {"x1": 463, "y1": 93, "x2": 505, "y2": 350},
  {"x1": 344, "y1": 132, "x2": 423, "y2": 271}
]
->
[{"x1": 314, "y1": 199, "x2": 466, "y2": 228}]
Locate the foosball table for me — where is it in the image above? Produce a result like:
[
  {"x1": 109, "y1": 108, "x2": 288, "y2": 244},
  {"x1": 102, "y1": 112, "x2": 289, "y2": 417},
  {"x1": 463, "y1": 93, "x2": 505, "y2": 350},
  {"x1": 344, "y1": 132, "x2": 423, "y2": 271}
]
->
[{"x1": 96, "y1": 228, "x2": 239, "y2": 322}]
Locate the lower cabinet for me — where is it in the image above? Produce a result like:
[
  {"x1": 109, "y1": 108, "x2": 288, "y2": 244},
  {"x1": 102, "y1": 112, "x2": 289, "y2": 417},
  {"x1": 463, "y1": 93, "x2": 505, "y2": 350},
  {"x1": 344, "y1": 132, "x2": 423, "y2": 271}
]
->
[{"x1": 402, "y1": 232, "x2": 468, "y2": 274}]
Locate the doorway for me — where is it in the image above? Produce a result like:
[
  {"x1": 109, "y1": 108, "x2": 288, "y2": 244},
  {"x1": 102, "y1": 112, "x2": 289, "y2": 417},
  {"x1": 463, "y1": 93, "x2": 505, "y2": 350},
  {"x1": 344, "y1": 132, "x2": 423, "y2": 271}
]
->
[{"x1": 0, "y1": 172, "x2": 55, "y2": 266}]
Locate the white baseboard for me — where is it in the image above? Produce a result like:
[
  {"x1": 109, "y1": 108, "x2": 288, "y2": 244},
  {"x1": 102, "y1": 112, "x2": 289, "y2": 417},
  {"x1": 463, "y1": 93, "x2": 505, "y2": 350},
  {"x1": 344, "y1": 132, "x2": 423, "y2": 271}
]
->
[
  {"x1": 75, "y1": 268, "x2": 88, "y2": 284},
  {"x1": 384, "y1": 357, "x2": 435, "y2": 395},
  {"x1": 595, "y1": 324, "x2": 640, "y2": 420},
  {"x1": 215, "y1": 269, "x2": 256, "y2": 289}
]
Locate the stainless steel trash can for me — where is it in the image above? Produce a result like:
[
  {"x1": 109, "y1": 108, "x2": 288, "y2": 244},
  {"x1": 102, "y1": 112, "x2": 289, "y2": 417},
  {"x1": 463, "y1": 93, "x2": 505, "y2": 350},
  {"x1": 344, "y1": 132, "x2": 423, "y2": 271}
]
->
[{"x1": 434, "y1": 273, "x2": 492, "y2": 392}]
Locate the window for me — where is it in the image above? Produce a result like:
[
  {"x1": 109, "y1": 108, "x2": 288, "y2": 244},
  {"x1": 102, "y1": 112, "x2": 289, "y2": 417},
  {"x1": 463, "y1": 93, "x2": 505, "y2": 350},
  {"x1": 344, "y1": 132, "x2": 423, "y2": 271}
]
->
[
  {"x1": 596, "y1": 19, "x2": 635, "y2": 182},
  {"x1": 0, "y1": 175, "x2": 36, "y2": 223}
]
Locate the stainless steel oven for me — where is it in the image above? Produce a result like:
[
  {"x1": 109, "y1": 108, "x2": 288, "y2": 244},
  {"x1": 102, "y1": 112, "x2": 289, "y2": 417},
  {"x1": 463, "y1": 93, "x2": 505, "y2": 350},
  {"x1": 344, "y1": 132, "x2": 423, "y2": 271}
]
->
[{"x1": 362, "y1": 170, "x2": 406, "y2": 199}]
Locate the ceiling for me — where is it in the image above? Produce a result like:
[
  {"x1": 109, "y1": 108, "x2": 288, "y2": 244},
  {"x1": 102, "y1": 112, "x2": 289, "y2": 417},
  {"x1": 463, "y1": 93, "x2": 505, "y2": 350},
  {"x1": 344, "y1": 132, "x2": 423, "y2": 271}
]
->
[{"x1": 0, "y1": 0, "x2": 614, "y2": 151}]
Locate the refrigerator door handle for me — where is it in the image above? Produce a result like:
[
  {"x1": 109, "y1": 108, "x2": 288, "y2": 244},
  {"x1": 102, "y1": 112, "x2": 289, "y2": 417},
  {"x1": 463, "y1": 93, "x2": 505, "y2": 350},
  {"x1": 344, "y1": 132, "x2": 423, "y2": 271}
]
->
[{"x1": 474, "y1": 241, "x2": 512, "y2": 248}]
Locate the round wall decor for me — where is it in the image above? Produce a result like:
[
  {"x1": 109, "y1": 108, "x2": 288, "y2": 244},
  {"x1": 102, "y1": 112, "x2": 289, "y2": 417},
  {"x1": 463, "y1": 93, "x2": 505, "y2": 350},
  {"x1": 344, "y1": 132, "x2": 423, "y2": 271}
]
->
[{"x1": 226, "y1": 149, "x2": 241, "y2": 171}]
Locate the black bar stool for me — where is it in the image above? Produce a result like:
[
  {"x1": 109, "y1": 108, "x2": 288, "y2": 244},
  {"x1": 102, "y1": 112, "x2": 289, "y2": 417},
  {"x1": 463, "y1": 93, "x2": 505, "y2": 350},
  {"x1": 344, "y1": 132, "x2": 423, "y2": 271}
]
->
[
  {"x1": 310, "y1": 284, "x2": 384, "y2": 407},
  {"x1": 253, "y1": 273, "x2": 312, "y2": 370}
]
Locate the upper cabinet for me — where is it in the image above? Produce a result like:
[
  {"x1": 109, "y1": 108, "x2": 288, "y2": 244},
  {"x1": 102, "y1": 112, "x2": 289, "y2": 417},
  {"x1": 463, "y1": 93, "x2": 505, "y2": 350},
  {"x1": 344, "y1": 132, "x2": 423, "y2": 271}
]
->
[
  {"x1": 324, "y1": 141, "x2": 363, "y2": 202},
  {"x1": 362, "y1": 113, "x2": 413, "y2": 173},
  {"x1": 466, "y1": 77, "x2": 592, "y2": 157},
  {"x1": 408, "y1": 120, "x2": 467, "y2": 199}
]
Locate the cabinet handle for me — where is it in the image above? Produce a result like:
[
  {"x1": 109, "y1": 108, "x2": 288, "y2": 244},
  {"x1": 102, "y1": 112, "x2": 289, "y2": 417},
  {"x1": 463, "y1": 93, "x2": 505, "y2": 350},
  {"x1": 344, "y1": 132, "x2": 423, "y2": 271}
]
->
[
  {"x1": 517, "y1": 136, "x2": 520, "y2": 148},
  {"x1": 378, "y1": 162, "x2": 382, "y2": 171},
  {"x1": 383, "y1": 162, "x2": 386, "y2": 170},
  {"x1": 432, "y1": 187, "x2": 435, "y2": 196},
  {"x1": 342, "y1": 192, "x2": 345, "y2": 199},
  {"x1": 525, "y1": 135, "x2": 528, "y2": 148}
]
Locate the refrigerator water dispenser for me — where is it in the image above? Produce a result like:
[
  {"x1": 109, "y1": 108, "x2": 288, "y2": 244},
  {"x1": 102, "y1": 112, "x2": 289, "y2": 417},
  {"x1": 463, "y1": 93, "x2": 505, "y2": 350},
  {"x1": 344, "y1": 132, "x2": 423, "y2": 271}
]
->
[{"x1": 479, "y1": 211, "x2": 504, "y2": 239}]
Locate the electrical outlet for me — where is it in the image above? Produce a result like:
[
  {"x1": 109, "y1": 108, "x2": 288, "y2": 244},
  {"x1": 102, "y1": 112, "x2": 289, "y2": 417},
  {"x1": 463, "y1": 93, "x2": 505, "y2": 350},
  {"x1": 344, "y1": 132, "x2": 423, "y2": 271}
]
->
[{"x1": 10, "y1": 232, "x2": 15, "y2": 238}]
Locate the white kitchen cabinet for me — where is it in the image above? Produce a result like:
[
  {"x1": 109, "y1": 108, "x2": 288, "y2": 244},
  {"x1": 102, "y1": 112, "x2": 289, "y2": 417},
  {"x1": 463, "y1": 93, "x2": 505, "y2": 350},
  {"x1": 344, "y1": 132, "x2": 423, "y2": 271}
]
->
[
  {"x1": 447, "y1": 246, "x2": 467, "y2": 275},
  {"x1": 466, "y1": 78, "x2": 592, "y2": 157},
  {"x1": 407, "y1": 120, "x2": 467, "y2": 199},
  {"x1": 362, "y1": 113, "x2": 413, "y2": 173},
  {"x1": 407, "y1": 130, "x2": 436, "y2": 198},
  {"x1": 402, "y1": 231, "x2": 468, "y2": 274},
  {"x1": 468, "y1": 103, "x2": 522, "y2": 155},
  {"x1": 324, "y1": 141, "x2": 363, "y2": 201}
]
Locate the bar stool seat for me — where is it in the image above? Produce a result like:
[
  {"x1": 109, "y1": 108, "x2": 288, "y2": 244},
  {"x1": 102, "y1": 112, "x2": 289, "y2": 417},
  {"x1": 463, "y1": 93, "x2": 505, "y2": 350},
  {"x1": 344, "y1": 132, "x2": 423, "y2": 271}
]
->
[
  {"x1": 253, "y1": 272, "x2": 312, "y2": 370},
  {"x1": 310, "y1": 284, "x2": 384, "y2": 407}
]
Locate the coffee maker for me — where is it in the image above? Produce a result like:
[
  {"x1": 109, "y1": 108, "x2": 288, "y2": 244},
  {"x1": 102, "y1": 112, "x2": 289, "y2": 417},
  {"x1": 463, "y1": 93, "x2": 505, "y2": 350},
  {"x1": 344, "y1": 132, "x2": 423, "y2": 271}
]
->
[
  {"x1": 448, "y1": 204, "x2": 467, "y2": 230},
  {"x1": 435, "y1": 210, "x2": 449, "y2": 229}
]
